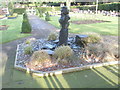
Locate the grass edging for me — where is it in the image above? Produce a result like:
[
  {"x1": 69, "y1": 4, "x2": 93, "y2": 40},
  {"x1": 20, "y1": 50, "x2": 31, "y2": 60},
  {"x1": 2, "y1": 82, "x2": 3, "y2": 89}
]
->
[{"x1": 14, "y1": 44, "x2": 120, "y2": 77}]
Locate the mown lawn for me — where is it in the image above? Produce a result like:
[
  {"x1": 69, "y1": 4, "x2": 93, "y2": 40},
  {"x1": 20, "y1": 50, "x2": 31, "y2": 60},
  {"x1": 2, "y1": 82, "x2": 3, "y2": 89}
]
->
[
  {"x1": 47, "y1": 13, "x2": 118, "y2": 36},
  {"x1": 2, "y1": 62, "x2": 119, "y2": 88},
  {"x1": 0, "y1": 15, "x2": 30, "y2": 44},
  {"x1": 2, "y1": 48, "x2": 119, "y2": 88}
]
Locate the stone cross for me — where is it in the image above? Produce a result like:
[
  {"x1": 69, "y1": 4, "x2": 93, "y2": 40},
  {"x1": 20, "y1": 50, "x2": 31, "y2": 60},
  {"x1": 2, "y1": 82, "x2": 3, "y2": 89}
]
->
[{"x1": 59, "y1": 6, "x2": 70, "y2": 46}]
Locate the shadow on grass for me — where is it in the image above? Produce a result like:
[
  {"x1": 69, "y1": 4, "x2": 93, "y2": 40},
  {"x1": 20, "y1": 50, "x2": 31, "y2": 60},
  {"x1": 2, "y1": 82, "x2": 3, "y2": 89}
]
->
[
  {"x1": 109, "y1": 65, "x2": 119, "y2": 70},
  {"x1": 1, "y1": 43, "x2": 119, "y2": 88},
  {"x1": 53, "y1": 75, "x2": 64, "y2": 88},
  {"x1": 103, "y1": 66, "x2": 119, "y2": 77},
  {"x1": 62, "y1": 66, "x2": 119, "y2": 88},
  {"x1": 44, "y1": 77, "x2": 53, "y2": 88},
  {"x1": 92, "y1": 68, "x2": 118, "y2": 87},
  {"x1": 49, "y1": 76, "x2": 59, "y2": 88}
]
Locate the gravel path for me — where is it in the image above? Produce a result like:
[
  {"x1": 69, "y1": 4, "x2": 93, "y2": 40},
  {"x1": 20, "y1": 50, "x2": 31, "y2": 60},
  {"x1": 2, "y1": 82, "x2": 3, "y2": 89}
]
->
[{"x1": 28, "y1": 15, "x2": 59, "y2": 39}]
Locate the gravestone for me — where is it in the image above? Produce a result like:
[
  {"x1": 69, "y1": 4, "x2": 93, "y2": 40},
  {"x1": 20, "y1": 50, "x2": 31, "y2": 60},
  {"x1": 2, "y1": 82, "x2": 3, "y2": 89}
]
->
[{"x1": 59, "y1": 6, "x2": 70, "y2": 46}]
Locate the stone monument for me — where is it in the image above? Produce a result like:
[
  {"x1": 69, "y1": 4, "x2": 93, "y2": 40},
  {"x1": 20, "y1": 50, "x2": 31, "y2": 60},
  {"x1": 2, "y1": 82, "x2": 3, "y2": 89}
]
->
[{"x1": 59, "y1": 6, "x2": 70, "y2": 46}]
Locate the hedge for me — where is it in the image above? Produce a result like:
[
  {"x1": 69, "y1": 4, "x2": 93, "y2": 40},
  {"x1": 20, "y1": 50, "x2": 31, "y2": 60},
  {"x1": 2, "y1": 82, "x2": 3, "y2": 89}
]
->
[
  {"x1": 98, "y1": 3, "x2": 120, "y2": 11},
  {"x1": 13, "y1": 8, "x2": 26, "y2": 14},
  {"x1": 21, "y1": 13, "x2": 32, "y2": 33},
  {"x1": 70, "y1": 3, "x2": 120, "y2": 11},
  {"x1": 37, "y1": 7, "x2": 60, "y2": 13}
]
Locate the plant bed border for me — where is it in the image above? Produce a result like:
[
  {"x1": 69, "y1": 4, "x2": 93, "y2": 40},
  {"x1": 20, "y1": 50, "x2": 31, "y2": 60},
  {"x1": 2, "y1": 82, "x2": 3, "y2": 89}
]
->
[
  {"x1": 8, "y1": 16, "x2": 17, "y2": 19},
  {"x1": 14, "y1": 44, "x2": 120, "y2": 77}
]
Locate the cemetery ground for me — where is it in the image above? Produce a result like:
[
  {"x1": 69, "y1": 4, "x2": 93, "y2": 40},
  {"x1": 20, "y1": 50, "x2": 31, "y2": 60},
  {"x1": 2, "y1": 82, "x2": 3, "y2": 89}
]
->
[
  {"x1": 48, "y1": 13, "x2": 118, "y2": 36},
  {"x1": 1, "y1": 14, "x2": 119, "y2": 88},
  {"x1": 0, "y1": 15, "x2": 30, "y2": 44}
]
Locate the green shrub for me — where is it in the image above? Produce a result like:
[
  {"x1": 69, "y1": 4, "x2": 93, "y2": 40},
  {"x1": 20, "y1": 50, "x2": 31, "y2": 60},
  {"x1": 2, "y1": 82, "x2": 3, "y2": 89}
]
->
[
  {"x1": 37, "y1": 7, "x2": 60, "y2": 16},
  {"x1": 66, "y1": 54, "x2": 80, "y2": 63},
  {"x1": 71, "y1": 3, "x2": 120, "y2": 11},
  {"x1": 87, "y1": 43, "x2": 101, "y2": 56},
  {"x1": 30, "y1": 50, "x2": 50, "y2": 65},
  {"x1": 57, "y1": 59, "x2": 68, "y2": 64},
  {"x1": 35, "y1": 8, "x2": 39, "y2": 16},
  {"x1": 98, "y1": 3, "x2": 120, "y2": 11},
  {"x1": 47, "y1": 33, "x2": 57, "y2": 41},
  {"x1": 45, "y1": 12, "x2": 50, "y2": 21},
  {"x1": 24, "y1": 46, "x2": 33, "y2": 55},
  {"x1": 21, "y1": 13, "x2": 32, "y2": 33},
  {"x1": 54, "y1": 7, "x2": 60, "y2": 11},
  {"x1": 13, "y1": 8, "x2": 26, "y2": 14},
  {"x1": 37, "y1": 7, "x2": 51, "y2": 14},
  {"x1": 54, "y1": 45, "x2": 73, "y2": 59},
  {"x1": 81, "y1": 32, "x2": 102, "y2": 43}
]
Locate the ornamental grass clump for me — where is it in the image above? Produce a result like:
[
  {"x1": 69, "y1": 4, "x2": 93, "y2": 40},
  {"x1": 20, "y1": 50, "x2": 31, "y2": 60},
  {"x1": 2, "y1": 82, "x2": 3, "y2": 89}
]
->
[
  {"x1": 24, "y1": 46, "x2": 33, "y2": 55},
  {"x1": 54, "y1": 45, "x2": 73, "y2": 60},
  {"x1": 86, "y1": 41, "x2": 118, "y2": 62},
  {"x1": 25, "y1": 38, "x2": 36, "y2": 44},
  {"x1": 81, "y1": 32, "x2": 102, "y2": 43},
  {"x1": 47, "y1": 33, "x2": 57, "y2": 41},
  {"x1": 30, "y1": 50, "x2": 51, "y2": 65}
]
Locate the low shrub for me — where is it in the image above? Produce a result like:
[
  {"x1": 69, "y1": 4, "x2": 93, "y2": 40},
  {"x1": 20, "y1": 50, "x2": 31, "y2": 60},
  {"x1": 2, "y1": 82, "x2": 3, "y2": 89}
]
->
[
  {"x1": 57, "y1": 59, "x2": 68, "y2": 65},
  {"x1": 81, "y1": 32, "x2": 102, "y2": 43},
  {"x1": 25, "y1": 38, "x2": 36, "y2": 44},
  {"x1": 47, "y1": 33, "x2": 57, "y2": 41},
  {"x1": 30, "y1": 50, "x2": 51, "y2": 65},
  {"x1": 87, "y1": 41, "x2": 117, "y2": 62},
  {"x1": 13, "y1": 8, "x2": 26, "y2": 14},
  {"x1": 24, "y1": 46, "x2": 33, "y2": 55},
  {"x1": 54, "y1": 45, "x2": 73, "y2": 59},
  {"x1": 39, "y1": 11, "x2": 43, "y2": 17},
  {"x1": 66, "y1": 54, "x2": 80, "y2": 62},
  {"x1": 71, "y1": 3, "x2": 120, "y2": 11},
  {"x1": 98, "y1": 3, "x2": 120, "y2": 11},
  {"x1": 35, "y1": 8, "x2": 39, "y2": 16},
  {"x1": 13, "y1": 13, "x2": 18, "y2": 17},
  {"x1": 112, "y1": 44, "x2": 119, "y2": 58},
  {"x1": 45, "y1": 12, "x2": 50, "y2": 21},
  {"x1": 21, "y1": 13, "x2": 32, "y2": 33},
  {"x1": 37, "y1": 7, "x2": 60, "y2": 17}
]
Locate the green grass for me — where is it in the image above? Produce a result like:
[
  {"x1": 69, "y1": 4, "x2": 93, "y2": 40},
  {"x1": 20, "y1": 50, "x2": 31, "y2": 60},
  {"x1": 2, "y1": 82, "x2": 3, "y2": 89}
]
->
[
  {"x1": 47, "y1": 13, "x2": 118, "y2": 36},
  {"x1": 2, "y1": 43, "x2": 119, "y2": 88},
  {"x1": 2, "y1": 63, "x2": 119, "y2": 88},
  {"x1": 0, "y1": 15, "x2": 31, "y2": 44}
]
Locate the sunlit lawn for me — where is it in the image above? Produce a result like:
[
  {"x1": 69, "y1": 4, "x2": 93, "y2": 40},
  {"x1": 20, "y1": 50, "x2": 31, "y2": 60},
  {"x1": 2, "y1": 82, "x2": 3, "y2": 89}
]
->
[
  {"x1": 0, "y1": 15, "x2": 30, "y2": 44},
  {"x1": 2, "y1": 51, "x2": 119, "y2": 88},
  {"x1": 2, "y1": 63, "x2": 119, "y2": 88},
  {"x1": 1, "y1": 13, "x2": 119, "y2": 88},
  {"x1": 48, "y1": 13, "x2": 118, "y2": 36}
]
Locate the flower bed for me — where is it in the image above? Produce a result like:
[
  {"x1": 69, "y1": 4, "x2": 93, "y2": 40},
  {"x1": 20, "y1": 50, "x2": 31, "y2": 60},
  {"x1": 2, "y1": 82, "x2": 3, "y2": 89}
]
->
[
  {"x1": 8, "y1": 16, "x2": 17, "y2": 19},
  {"x1": 14, "y1": 37, "x2": 119, "y2": 77},
  {"x1": 0, "y1": 15, "x2": 6, "y2": 19},
  {"x1": 0, "y1": 25, "x2": 9, "y2": 31},
  {"x1": 8, "y1": 13, "x2": 18, "y2": 19}
]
